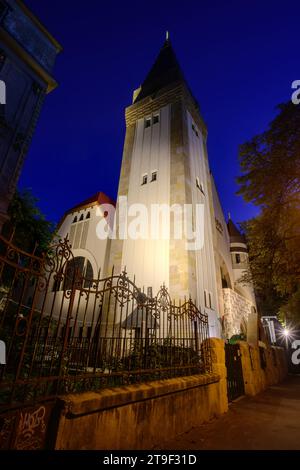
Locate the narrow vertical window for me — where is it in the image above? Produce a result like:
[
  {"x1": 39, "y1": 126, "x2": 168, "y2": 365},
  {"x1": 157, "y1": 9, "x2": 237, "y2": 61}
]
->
[
  {"x1": 142, "y1": 174, "x2": 148, "y2": 185},
  {"x1": 60, "y1": 325, "x2": 66, "y2": 339},
  {"x1": 204, "y1": 290, "x2": 208, "y2": 308},
  {"x1": 153, "y1": 114, "x2": 159, "y2": 124},
  {"x1": 196, "y1": 178, "x2": 205, "y2": 194},
  {"x1": 145, "y1": 117, "x2": 151, "y2": 128},
  {"x1": 87, "y1": 326, "x2": 92, "y2": 339},
  {"x1": 192, "y1": 123, "x2": 199, "y2": 137},
  {"x1": 151, "y1": 171, "x2": 157, "y2": 182},
  {"x1": 236, "y1": 254, "x2": 241, "y2": 264},
  {"x1": 209, "y1": 292, "x2": 212, "y2": 309}
]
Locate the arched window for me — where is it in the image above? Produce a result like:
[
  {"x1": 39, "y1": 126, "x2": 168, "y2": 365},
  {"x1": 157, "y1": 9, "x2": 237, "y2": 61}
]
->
[
  {"x1": 86, "y1": 212, "x2": 90, "y2": 219},
  {"x1": 240, "y1": 318, "x2": 247, "y2": 337},
  {"x1": 62, "y1": 257, "x2": 94, "y2": 291},
  {"x1": 220, "y1": 265, "x2": 232, "y2": 289},
  {"x1": 79, "y1": 214, "x2": 84, "y2": 221},
  {"x1": 73, "y1": 216, "x2": 77, "y2": 223},
  {"x1": 63, "y1": 256, "x2": 85, "y2": 291}
]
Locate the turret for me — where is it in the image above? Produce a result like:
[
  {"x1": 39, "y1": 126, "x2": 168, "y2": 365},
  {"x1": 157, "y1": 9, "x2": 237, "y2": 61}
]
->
[{"x1": 227, "y1": 218, "x2": 254, "y2": 303}]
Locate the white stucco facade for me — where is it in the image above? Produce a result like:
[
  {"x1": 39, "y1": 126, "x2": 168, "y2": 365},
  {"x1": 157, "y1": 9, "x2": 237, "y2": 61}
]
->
[
  {"x1": 57, "y1": 201, "x2": 111, "y2": 279},
  {"x1": 211, "y1": 177, "x2": 257, "y2": 339},
  {"x1": 42, "y1": 193, "x2": 113, "y2": 329},
  {"x1": 50, "y1": 40, "x2": 258, "y2": 341},
  {"x1": 119, "y1": 105, "x2": 171, "y2": 295}
]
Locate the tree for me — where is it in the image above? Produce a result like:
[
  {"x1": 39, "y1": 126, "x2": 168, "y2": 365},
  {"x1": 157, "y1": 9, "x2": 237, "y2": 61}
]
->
[
  {"x1": 279, "y1": 286, "x2": 300, "y2": 325},
  {"x1": 2, "y1": 189, "x2": 55, "y2": 255},
  {"x1": 238, "y1": 102, "x2": 300, "y2": 208},
  {"x1": 237, "y1": 102, "x2": 300, "y2": 321}
]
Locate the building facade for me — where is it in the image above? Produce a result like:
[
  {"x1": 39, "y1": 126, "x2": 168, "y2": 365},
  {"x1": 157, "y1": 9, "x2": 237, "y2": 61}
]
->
[
  {"x1": 57, "y1": 192, "x2": 115, "y2": 280},
  {"x1": 0, "y1": 0, "x2": 61, "y2": 229},
  {"x1": 57, "y1": 38, "x2": 257, "y2": 341},
  {"x1": 108, "y1": 37, "x2": 221, "y2": 336},
  {"x1": 41, "y1": 192, "x2": 114, "y2": 331}
]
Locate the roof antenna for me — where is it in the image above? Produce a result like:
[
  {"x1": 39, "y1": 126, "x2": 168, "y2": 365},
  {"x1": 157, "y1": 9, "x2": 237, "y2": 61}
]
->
[{"x1": 166, "y1": 30, "x2": 169, "y2": 41}]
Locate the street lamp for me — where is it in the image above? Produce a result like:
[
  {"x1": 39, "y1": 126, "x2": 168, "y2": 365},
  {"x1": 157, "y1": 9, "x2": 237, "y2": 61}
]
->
[{"x1": 282, "y1": 327, "x2": 292, "y2": 349}]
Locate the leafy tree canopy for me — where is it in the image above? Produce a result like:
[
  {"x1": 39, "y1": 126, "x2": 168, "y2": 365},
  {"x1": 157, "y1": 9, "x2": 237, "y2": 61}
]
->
[
  {"x1": 238, "y1": 102, "x2": 300, "y2": 208},
  {"x1": 2, "y1": 189, "x2": 55, "y2": 255},
  {"x1": 237, "y1": 102, "x2": 300, "y2": 322}
]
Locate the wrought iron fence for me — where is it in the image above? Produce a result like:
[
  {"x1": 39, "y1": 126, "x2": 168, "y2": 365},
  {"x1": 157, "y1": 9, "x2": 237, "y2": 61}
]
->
[{"x1": 0, "y1": 234, "x2": 211, "y2": 410}]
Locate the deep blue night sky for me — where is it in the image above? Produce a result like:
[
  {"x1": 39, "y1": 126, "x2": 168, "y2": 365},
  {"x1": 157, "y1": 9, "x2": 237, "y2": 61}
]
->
[{"x1": 19, "y1": 0, "x2": 299, "y2": 225}]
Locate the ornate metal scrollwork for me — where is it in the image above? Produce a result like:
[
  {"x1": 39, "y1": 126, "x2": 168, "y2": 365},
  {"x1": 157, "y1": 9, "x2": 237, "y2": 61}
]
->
[{"x1": 0, "y1": 233, "x2": 211, "y2": 418}]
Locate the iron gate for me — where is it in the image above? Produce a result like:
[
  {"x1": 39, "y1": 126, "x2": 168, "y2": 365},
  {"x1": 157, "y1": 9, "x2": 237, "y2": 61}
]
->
[
  {"x1": 225, "y1": 342, "x2": 244, "y2": 402},
  {"x1": 0, "y1": 234, "x2": 212, "y2": 448}
]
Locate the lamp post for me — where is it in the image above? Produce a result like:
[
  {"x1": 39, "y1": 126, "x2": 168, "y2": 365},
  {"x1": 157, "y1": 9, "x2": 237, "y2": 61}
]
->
[{"x1": 283, "y1": 328, "x2": 289, "y2": 349}]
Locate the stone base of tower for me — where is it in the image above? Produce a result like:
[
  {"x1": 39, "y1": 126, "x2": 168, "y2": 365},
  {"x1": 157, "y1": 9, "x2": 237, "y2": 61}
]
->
[{"x1": 222, "y1": 288, "x2": 257, "y2": 342}]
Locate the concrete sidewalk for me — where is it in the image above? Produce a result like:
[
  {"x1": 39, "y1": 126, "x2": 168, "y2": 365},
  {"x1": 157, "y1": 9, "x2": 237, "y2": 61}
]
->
[{"x1": 159, "y1": 375, "x2": 300, "y2": 450}]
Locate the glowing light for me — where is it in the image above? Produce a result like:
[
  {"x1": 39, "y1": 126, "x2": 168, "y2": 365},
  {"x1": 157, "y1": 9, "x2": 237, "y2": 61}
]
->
[{"x1": 283, "y1": 328, "x2": 289, "y2": 337}]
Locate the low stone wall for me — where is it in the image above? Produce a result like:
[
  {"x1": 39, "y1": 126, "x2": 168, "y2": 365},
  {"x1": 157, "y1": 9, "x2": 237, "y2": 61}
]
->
[
  {"x1": 55, "y1": 374, "x2": 224, "y2": 450},
  {"x1": 238, "y1": 341, "x2": 288, "y2": 396},
  {"x1": 54, "y1": 371, "x2": 225, "y2": 450},
  {"x1": 208, "y1": 337, "x2": 228, "y2": 414},
  {"x1": 51, "y1": 339, "x2": 286, "y2": 449}
]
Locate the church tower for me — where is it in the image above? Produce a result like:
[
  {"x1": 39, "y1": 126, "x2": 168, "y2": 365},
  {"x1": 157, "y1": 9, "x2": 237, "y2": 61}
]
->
[{"x1": 109, "y1": 36, "x2": 220, "y2": 336}]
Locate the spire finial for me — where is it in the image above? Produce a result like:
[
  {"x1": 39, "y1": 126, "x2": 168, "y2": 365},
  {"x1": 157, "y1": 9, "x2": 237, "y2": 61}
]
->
[
  {"x1": 166, "y1": 30, "x2": 169, "y2": 41},
  {"x1": 228, "y1": 212, "x2": 231, "y2": 220}
]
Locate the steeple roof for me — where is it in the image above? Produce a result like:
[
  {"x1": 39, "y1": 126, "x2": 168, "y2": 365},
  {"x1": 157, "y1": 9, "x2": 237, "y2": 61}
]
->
[
  {"x1": 227, "y1": 219, "x2": 246, "y2": 244},
  {"x1": 134, "y1": 37, "x2": 196, "y2": 104}
]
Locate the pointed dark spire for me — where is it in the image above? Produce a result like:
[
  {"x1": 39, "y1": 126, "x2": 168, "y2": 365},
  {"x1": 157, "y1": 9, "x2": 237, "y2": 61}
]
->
[
  {"x1": 227, "y1": 219, "x2": 246, "y2": 244},
  {"x1": 133, "y1": 36, "x2": 187, "y2": 103}
]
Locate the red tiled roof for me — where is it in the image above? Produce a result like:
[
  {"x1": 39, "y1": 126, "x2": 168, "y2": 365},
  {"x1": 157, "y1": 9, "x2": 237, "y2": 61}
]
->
[{"x1": 67, "y1": 192, "x2": 115, "y2": 214}]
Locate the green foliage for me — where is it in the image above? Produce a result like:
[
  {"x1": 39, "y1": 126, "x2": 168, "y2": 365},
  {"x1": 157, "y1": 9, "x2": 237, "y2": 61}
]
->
[
  {"x1": 279, "y1": 287, "x2": 300, "y2": 325},
  {"x1": 237, "y1": 102, "x2": 300, "y2": 320},
  {"x1": 237, "y1": 102, "x2": 300, "y2": 208},
  {"x1": 122, "y1": 339, "x2": 200, "y2": 370},
  {"x1": 229, "y1": 334, "x2": 246, "y2": 344},
  {"x1": 3, "y1": 189, "x2": 55, "y2": 255}
]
